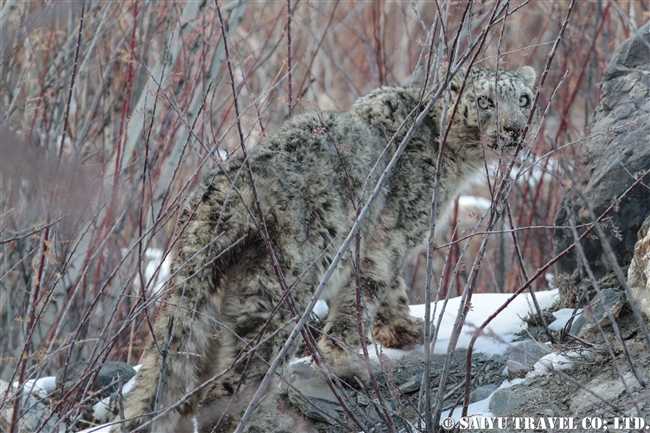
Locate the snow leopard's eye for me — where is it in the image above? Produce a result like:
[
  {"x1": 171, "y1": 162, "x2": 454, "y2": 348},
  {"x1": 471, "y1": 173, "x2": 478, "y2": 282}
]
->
[
  {"x1": 477, "y1": 97, "x2": 492, "y2": 109},
  {"x1": 519, "y1": 95, "x2": 530, "y2": 107}
]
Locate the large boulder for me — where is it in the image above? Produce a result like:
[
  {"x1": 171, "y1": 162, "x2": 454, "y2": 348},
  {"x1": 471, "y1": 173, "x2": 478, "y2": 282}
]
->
[{"x1": 553, "y1": 22, "x2": 650, "y2": 306}]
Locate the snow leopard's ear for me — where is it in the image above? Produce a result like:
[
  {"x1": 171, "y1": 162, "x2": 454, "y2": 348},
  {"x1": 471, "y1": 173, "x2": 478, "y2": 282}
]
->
[
  {"x1": 438, "y1": 67, "x2": 466, "y2": 93},
  {"x1": 517, "y1": 66, "x2": 537, "y2": 89}
]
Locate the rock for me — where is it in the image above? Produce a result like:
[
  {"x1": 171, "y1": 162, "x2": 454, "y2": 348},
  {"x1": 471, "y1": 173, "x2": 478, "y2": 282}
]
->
[
  {"x1": 285, "y1": 362, "x2": 342, "y2": 423},
  {"x1": 469, "y1": 384, "x2": 498, "y2": 403},
  {"x1": 0, "y1": 380, "x2": 57, "y2": 433},
  {"x1": 629, "y1": 216, "x2": 650, "y2": 317},
  {"x1": 284, "y1": 360, "x2": 317, "y2": 381},
  {"x1": 489, "y1": 387, "x2": 543, "y2": 417},
  {"x1": 242, "y1": 399, "x2": 314, "y2": 433},
  {"x1": 56, "y1": 361, "x2": 136, "y2": 399},
  {"x1": 398, "y1": 373, "x2": 424, "y2": 394},
  {"x1": 569, "y1": 288, "x2": 627, "y2": 336},
  {"x1": 553, "y1": 22, "x2": 650, "y2": 307},
  {"x1": 489, "y1": 383, "x2": 569, "y2": 422},
  {"x1": 570, "y1": 371, "x2": 639, "y2": 413},
  {"x1": 506, "y1": 340, "x2": 552, "y2": 378}
]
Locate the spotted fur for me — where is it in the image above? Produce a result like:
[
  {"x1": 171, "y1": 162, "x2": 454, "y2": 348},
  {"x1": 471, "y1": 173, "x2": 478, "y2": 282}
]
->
[{"x1": 110, "y1": 66, "x2": 537, "y2": 433}]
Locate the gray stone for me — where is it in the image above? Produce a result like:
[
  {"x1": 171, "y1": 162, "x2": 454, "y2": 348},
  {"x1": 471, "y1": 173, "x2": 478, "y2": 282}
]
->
[
  {"x1": 554, "y1": 22, "x2": 650, "y2": 306},
  {"x1": 489, "y1": 387, "x2": 542, "y2": 417},
  {"x1": 506, "y1": 340, "x2": 552, "y2": 377},
  {"x1": 569, "y1": 288, "x2": 628, "y2": 336},
  {"x1": 469, "y1": 384, "x2": 498, "y2": 403},
  {"x1": 285, "y1": 363, "x2": 342, "y2": 423},
  {"x1": 398, "y1": 373, "x2": 423, "y2": 394},
  {"x1": 356, "y1": 393, "x2": 370, "y2": 406},
  {"x1": 284, "y1": 360, "x2": 316, "y2": 381},
  {"x1": 56, "y1": 361, "x2": 136, "y2": 398},
  {"x1": 570, "y1": 371, "x2": 637, "y2": 413}
]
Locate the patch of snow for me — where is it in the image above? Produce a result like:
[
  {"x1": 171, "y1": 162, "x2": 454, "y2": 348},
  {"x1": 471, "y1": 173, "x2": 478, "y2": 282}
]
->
[
  {"x1": 121, "y1": 364, "x2": 141, "y2": 394},
  {"x1": 458, "y1": 195, "x2": 492, "y2": 210},
  {"x1": 498, "y1": 377, "x2": 527, "y2": 389},
  {"x1": 406, "y1": 289, "x2": 559, "y2": 357},
  {"x1": 404, "y1": 392, "x2": 496, "y2": 432},
  {"x1": 545, "y1": 272, "x2": 554, "y2": 286},
  {"x1": 439, "y1": 376, "x2": 526, "y2": 428},
  {"x1": 92, "y1": 365, "x2": 142, "y2": 423},
  {"x1": 121, "y1": 248, "x2": 172, "y2": 296},
  {"x1": 12, "y1": 376, "x2": 56, "y2": 399},
  {"x1": 144, "y1": 250, "x2": 171, "y2": 296},
  {"x1": 126, "y1": 248, "x2": 172, "y2": 296},
  {"x1": 145, "y1": 249, "x2": 163, "y2": 260},
  {"x1": 313, "y1": 299, "x2": 328, "y2": 319},
  {"x1": 441, "y1": 394, "x2": 494, "y2": 425},
  {"x1": 289, "y1": 356, "x2": 312, "y2": 366},
  {"x1": 548, "y1": 308, "x2": 579, "y2": 331},
  {"x1": 91, "y1": 399, "x2": 112, "y2": 426},
  {"x1": 528, "y1": 352, "x2": 574, "y2": 377},
  {"x1": 367, "y1": 347, "x2": 408, "y2": 360},
  {"x1": 56, "y1": 134, "x2": 72, "y2": 151}
]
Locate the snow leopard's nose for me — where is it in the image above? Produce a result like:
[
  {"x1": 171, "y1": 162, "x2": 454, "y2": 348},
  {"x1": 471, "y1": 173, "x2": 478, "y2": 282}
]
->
[
  {"x1": 504, "y1": 120, "x2": 524, "y2": 134},
  {"x1": 501, "y1": 121, "x2": 524, "y2": 147}
]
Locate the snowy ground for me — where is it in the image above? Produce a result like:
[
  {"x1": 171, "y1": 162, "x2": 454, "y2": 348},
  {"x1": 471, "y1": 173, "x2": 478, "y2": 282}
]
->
[
  {"x1": 60, "y1": 289, "x2": 569, "y2": 432},
  {"x1": 432, "y1": 291, "x2": 577, "y2": 427}
]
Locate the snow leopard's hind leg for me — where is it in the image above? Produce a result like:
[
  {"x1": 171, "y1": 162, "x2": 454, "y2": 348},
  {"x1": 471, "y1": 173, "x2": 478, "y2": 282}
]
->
[
  {"x1": 111, "y1": 274, "x2": 223, "y2": 433},
  {"x1": 194, "y1": 260, "x2": 302, "y2": 433}
]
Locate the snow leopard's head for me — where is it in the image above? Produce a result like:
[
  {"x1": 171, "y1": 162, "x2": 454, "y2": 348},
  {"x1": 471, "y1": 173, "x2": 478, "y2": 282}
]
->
[{"x1": 441, "y1": 66, "x2": 538, "y2": 150}]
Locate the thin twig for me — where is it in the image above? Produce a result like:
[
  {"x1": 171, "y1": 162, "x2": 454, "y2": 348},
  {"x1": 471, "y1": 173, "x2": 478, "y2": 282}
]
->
[{"x1": 286, "y1": 0, "x2": 292, "y2": 116}]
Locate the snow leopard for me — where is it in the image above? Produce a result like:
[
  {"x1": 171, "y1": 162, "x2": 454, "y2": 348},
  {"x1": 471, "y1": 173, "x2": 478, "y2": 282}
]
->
[{"x1": 110, "y1": 66, "x2": 538, "y2": 433}]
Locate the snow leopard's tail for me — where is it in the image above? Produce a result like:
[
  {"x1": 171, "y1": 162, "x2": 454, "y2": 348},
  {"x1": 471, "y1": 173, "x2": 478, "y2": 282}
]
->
[{"x1": 110, "y1": 183, "x2": 257, "y2": 433}]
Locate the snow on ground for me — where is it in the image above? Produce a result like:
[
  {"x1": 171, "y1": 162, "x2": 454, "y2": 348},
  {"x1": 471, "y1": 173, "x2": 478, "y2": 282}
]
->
[
  {"x1": 91, "y1": 365, "x2": 142, "y2": 425},
  {"x1": 427, "y1": 290, "x2": 571, "y2": 427},
  {"x1": 548, "y1": 308, "x2": 579, "y2": 331},
  {"x1": 141, "y1": 249, "x2": 171, "y2": 296},
  {"x1": 422, "y1": 290, "x2": 559, "y2": 356},
  {"x1": 11, "y1": 376, "x2": 57, "y2": 399},
  {"x1": 442, "y1": 393, "x2": 493, "y2": 422},
  {"x1": 73, "y1": 290, "x2": 569, "y2": 432},
  {"x1": 313, "y1": 299, "x2": 329, "y2": 319},
  {"x1": 529, "y1": 351, "x2": 575, "y2": 376},
  {"x1": 458, "y1": 195, "x2": 492, "y2": 210},
  {"x1": 374, "y1": 289, "x2": 560, "y2": 360},
  {"x1": 438, "y1": 377, "x2": 531, "y2": 428},
  {"x1": 120, "y1": 248, "x2": 172, "y2": 298}
]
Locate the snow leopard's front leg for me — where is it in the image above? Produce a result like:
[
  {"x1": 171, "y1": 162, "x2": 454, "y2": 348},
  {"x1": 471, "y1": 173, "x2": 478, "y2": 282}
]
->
[
  {"x1": 373, "y1": 276, "x2": 425, "y2": 349},
  {"x1": 318, "y1": 273, "x2": 423, "y2": 384},
  {"x1": 317, "y1": 275, "x2": 385, "y2": 384}
]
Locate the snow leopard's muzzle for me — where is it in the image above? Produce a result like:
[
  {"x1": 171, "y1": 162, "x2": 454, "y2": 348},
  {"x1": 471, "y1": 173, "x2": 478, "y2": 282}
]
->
[
  {"x1": 499, "y1": 121, "x2": 525, "y2": 148},
  {"x1": 496, "y1": 111, "x2": 536, "y2": 149}
]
